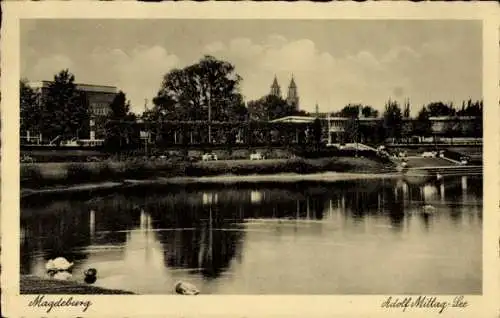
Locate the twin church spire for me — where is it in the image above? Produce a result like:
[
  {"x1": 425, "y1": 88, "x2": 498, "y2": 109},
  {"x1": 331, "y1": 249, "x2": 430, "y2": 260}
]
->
[{"x1": 270, "y1": 75, "x2": 300, "y2": 111}]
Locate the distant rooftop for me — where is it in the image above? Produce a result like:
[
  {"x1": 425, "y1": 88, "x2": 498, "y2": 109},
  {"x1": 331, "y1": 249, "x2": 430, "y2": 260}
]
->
[
  {"x1": 429, "y1": 116, "x2": 478, "y2": 120},
  {"x1": 270, "y1": 116, "x2": 316, "y2": 123},
  {"x1": 28, "y1": 81, "x2": 118, "y2": 94}
]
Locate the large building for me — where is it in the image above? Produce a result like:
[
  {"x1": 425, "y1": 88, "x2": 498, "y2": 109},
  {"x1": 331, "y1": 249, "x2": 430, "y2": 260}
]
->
[
  {"x1": 272, "y1": 114, "x2": 482, "y2": 145},
  {"x1": 27, "y1": 81, "x2": 118, "y2": 142},
  {"x1": 270, "y1": 75, "x2": 300, "y2": 111},
  {"x1": 270, "y1": 76, "x2": 281, "y2": 98}
]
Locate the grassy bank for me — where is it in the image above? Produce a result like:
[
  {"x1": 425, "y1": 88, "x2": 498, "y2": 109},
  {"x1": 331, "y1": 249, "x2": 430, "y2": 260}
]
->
[
  {"x1": 21, "y1": 275, "x2": 134, "y2": 295},
  {"x1": 21, "y1": 157, "x2": 396, "y2": 190}
]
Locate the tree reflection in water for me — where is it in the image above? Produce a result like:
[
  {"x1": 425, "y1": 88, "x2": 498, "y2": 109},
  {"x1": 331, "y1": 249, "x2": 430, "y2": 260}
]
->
[{"x1": 21, "y1": 176, "x2": 482, "y2": 292}]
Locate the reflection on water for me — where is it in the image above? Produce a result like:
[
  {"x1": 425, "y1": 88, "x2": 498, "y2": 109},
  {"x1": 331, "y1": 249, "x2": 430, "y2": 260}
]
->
[{"x1": 21, "y1": 176, "x2": 482, "y2": 294}]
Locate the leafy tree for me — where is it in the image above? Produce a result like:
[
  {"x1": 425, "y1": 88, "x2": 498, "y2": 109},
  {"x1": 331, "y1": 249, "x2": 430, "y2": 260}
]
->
[
  {"x1": 425, "y1": 102, "x2": 456, "y2": 117},
  {"x1": 457, "y1": 99, "x2": 482, "y2": 117},
  {"x1": 414, "y1": 106, "x2": 432, "y2": 137},
  {"x1": 20, "y1": 79, "x2": 41, "y2": 141},
  {"x1": 294, "y1": 110, "x2": 310, "y2": 117},
  {"x1": 247, "y1": 94, "x2": 292, "y2": 121},
  {"x1": 40, "y1": 69, "x2": 89, "y2": 143},
  {"x1": 151, "y1": 55, "x2": 247, "y2": 122},
  {"x1": 382, "y1": 99, "x2": 403, "y2": 142},
  {"x1": 336, "y1": 104, "x2": 360, "y2": 118},
  {"x1": 362, "y1": 105, "x2": 379, "y2": 118},
  {"x1": 336, "y1": 104, "x2": 378, "y2": 118},
  {"x1": 104, "y1": 91, "x2": 137, "y2": 149},
  {"x1": 109, "y1": 91, "x2": 132, "y2": 119}
]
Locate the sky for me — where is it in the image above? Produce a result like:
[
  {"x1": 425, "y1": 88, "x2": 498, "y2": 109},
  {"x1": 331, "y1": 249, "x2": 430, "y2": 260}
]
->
[{"x1": 21, "y1": 19, "x2": 482, "y2": 116}]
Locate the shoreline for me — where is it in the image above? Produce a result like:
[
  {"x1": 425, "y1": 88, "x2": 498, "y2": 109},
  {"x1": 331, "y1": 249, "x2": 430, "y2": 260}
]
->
[
  {"x1": 21, "y1": 171, "x2": 401, "y2": 198},
  {"x1": 21, "y1": 275, "x2": 134, "y2": 295}
]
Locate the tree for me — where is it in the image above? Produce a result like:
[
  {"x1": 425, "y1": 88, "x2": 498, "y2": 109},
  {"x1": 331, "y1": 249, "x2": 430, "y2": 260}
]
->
[
  {"x1": 382, "y1": 99, "x2": 403, "y2": 143},
  {"x1": 247, "y1": 94, "x2": 291, "y2": 121},
  {"x1": 104, "y1": 91, "x2": 136, "y2": 149},
  {"x1": 457, "y1": 99, "x2": 482, "y2": 117},
  {"x1": 336, "y1": 104, "x2": 378, "y2": 118},
  {"x1": 362, "y1": 105, "x2": 379, "y2": 118},
  {"x1": 20, "y1": 79, "x2": 41, "y2": 141},
  {"x1": 40, "y1": 69, "x2": 89, "y2": 142},
  {"x1": 109, "y1": 91, "x2": 131, "y2": 119},
  {"x1": 151, "y1": 55, "x2": 247, "y2": 122},
  {"x1": 426, "y1": 101, "x2": 455, "y2": 117},
  {"x1": 414, "y1": 106, "x2": 432, "y2": 138}
]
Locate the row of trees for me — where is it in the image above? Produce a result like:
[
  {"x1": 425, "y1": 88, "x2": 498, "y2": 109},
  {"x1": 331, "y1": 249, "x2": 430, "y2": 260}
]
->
[
  {"x1": 20, "y1": 55, "x2": 483, "y2": 148},
  {"x1": 334, "y1": 98, "x2": 482, "y2": 144}
]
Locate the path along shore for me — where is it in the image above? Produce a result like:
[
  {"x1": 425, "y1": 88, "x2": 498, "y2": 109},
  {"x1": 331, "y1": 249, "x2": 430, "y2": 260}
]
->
[{"x1": 21, "y1": 172, "x2": 402, "y2": 198}]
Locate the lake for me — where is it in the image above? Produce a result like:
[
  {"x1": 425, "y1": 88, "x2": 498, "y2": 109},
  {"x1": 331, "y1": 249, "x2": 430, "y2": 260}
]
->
[{"x1": 20, "y1": 175, "x2": 482, "y2": 294}]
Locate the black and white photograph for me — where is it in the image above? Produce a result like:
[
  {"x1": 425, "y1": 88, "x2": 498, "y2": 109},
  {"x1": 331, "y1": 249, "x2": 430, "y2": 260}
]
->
[{"x1": 2, "y1": 2, "x2": 499, "y2": 317}]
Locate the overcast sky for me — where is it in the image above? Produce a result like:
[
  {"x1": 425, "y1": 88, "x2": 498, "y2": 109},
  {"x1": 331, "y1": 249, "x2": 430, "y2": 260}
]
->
[{"x1": 21, "y1": 19, "x2": 482, "y2": 116}]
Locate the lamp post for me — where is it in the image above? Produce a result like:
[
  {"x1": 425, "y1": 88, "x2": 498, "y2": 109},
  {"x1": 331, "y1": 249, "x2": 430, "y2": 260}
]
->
[
  {"x1": 207, "y1": 86, "x2": 212, "y2": 144},
  {"x1": 144, "y1": 99, "x2": 149, "y2": 157},
  {"x1": 355, "y1": 107, "x2": 361, "y2": 157}
]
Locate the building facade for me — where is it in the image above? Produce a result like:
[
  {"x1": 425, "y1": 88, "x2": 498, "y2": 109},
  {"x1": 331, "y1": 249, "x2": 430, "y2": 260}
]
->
[
  {"x1": 286, "y1": 76, "x2": 299, "y2": 111},
  {"x1": 428, "y1": 116, "x2": 478, "y2": 136},
  {"x1": 269, "y1": 76, "x2": 300, "y2": 111},
  {"x1": 270, "y1": 76, "x2": 281, "y2": 98},
  {"x1": 272, "y1": 114, "x2": 482, "y2": 145},
  {"x1": 28, "y1": 81, "x2": 118, "y2": 142}
]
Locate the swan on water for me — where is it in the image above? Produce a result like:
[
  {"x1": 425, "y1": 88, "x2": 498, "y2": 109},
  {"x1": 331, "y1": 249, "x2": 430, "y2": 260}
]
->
[
  {"x1": 52, "y1": 271, "x2": 72, "y2": 281},
  {"x1": 422, "y1": 205, "x2": 437, "y2": 214},
  {"x1": 45, "y1": 257, "x2": 74, "y2": 272},
  {"x1": 175, "y1": 281, "x2": 200, "y2": 295}
]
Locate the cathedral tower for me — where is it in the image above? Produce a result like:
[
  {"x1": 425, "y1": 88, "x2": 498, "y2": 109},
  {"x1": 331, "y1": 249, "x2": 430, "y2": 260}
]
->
[
  {"x1": 286, "y1": 75, "x2": 299, "y2": 111},
  {"x1": 270, "y1": 76, "x2": 281, "y2": 98}
]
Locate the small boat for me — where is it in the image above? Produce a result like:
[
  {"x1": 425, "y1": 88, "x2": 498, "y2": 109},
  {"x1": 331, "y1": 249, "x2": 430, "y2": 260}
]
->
[{"x1": 175, "y1": 281, "x2": 200, "y2": 295}]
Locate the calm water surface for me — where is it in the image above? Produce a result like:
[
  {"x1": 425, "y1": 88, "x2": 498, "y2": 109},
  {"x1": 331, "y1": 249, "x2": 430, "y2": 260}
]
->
[{"x1": 21, "y1": 176, "x2": 482, "y2": 294}]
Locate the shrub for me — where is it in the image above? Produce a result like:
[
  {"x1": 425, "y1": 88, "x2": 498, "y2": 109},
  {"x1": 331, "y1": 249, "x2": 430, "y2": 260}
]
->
[
  {"x1": 66, "y1": 163, "x2": 93, "y2": 183},
  {"x1": 20, "y1": 165, "x2": 44, "y2": 188}
]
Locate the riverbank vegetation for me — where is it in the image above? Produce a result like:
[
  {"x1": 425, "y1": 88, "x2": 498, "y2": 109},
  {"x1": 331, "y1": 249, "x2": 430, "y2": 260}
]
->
[{"x1": 21, "y1": 157, "x2": 396, "y2": 190}]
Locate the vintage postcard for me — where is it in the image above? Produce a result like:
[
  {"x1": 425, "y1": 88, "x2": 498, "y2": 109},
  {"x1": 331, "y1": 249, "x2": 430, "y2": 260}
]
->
[{"x1": 1, "y1": 2, "x2": 499, "y2": 317}]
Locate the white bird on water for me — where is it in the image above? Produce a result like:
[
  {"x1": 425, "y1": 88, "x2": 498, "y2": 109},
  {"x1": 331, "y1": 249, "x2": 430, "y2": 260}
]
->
[
  {"x1": 45, "y1": 257, "x2": 74, "y2": 272},
  {"x1": 175, "y1": 281, "x2": 200, "y2": 295},
  {"x1": 52, "y1": 271, "x2": 72, "y2": 281},
  {"x1": 45, "y1": 257, "x2": 74, "y2": 280},
  {"x1": 422, "y1": 205, "x2": 437, "y2": 214}
]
